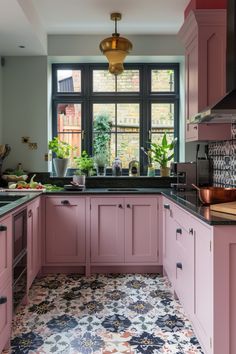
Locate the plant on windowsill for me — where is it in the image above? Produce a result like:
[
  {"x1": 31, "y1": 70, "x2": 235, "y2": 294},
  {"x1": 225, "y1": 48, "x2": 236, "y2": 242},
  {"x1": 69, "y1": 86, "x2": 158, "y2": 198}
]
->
[
  {"x1": 93, "y1": 152, "x2": 108, "y2": 176},
  {"x1": 74, "y1": 150, "x2": 94, "y2": 177},
  {"x1": 149, "y1": 132, "x2": 177, "y2": 177},
  {"x1": 48, "y1": 137, "x2": 75, "y2": 177}
]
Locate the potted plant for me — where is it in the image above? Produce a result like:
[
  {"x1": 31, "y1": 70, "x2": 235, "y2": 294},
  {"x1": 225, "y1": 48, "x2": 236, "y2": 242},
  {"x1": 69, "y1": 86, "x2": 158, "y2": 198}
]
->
[
  {"x1": 74, "y1": 150, "x2": 94, "y2": 177},
  {"x1": 93, "y1": 152, "x2": 108, "y2": 176},
  {"x1": 149, "y1": 133, "x2": 177, "y2": 177},
  {"x1": 48, "y1": 137, "x2": 75, "y2": 177}
]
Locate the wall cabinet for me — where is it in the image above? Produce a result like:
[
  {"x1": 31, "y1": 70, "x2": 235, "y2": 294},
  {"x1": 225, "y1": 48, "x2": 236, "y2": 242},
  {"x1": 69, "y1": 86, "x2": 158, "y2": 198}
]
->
[
  {"x1": 0, "y1": 215, "x2": 12, "y2": 354},
  {"x1": 178, "y1": 10, "x2": 231, "y2": 142},
  {"x1": 90, "y1": 196, "x2": 159, "y2": 265},
  {"x1": 27, "y1": 197, "x2": 41, "y2": 289},
  {"x1": 45, "y1": 196, "x2": 86, "y2": 264}
]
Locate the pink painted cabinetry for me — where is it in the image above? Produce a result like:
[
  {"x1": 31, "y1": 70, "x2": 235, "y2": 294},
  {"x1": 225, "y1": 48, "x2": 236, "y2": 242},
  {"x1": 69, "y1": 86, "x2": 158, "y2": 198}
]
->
[
  {"x1": 45, "y1": 196, "x2": 86, "y2": 265},
  {"x1": 27, "y1": 197, "x2": 41, "y2": 289},
  {"x1": 0, "y1": 215, "x2": 12, "y2": 354},
  {"x1": 178, "y1": 10, "x2": 231, "y2": 142},
  {"x1": 90, "y1": 196, "x2": 159, "y2": 265}
]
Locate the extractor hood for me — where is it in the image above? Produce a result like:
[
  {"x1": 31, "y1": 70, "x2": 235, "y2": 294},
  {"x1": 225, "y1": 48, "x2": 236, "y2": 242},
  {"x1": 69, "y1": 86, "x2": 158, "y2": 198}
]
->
[{"x1": 191, "y1": 0, "x2": 236, "y2": 124}]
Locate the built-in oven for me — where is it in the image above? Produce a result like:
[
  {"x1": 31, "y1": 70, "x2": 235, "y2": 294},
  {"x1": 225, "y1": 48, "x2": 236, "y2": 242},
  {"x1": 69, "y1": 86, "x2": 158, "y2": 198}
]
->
[{"x1": 13, "y1": 208, "x2": 27, "y2": 311}]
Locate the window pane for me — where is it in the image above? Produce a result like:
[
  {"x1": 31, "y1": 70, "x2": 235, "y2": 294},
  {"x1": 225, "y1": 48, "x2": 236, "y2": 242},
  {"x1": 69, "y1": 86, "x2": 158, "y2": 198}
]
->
[
  {"x1": 93, "y1": 70, "x2": 115, "y2": 92},
  {"x1": 117, "y1": 103, "x2": 139, "y2": 127},
  {"x1": 117, "y1": 133, "x2": 139, "y2": 168},
  {"x1": 151, "y1": 69, "x2": 174, "y2": 92},
  {"x1": 57, "y1": 70, "x2": 81, "y2": 92},
  {"x1": 56, "y1": 103, "x2": 82, "y2": 167},
  {"x1": 117, "y1": 70, "x2": 140, "y2": 92},
  {"x1": 151, "y1": 103, "x2": 174, "y2": 128}
]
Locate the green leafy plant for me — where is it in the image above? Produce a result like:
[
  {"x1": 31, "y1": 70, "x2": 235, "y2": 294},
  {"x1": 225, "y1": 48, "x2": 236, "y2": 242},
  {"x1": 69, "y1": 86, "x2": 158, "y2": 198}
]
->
[
  {"x1": 74, "y1": 151, "x2": 94, "y2": 176},
  {"x1": 48, "y1": 137, "x2": 75, "y2": 159},
  {"x1": 93, "y1": 114, "x2": 112, "y2": 157},
  {"x1": 93, "y1": 152, "x2": 108, "y2": 167},
  {"x1": 149, "y1": 133, "x2": 177, "y2": 168}
]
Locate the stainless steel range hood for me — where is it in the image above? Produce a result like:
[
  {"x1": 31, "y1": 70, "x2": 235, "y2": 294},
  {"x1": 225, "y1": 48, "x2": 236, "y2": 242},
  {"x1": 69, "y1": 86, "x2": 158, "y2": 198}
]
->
[{"x1": 191, "y1": 0, "x2": 236, "y2": 124}]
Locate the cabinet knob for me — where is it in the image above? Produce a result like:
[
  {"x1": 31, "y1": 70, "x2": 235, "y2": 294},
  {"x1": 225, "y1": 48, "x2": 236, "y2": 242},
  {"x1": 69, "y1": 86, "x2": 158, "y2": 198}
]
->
[
  {"x1": 127, "y1": 204, "x2": 131, "y2": 208},
  {"x1": 176, "y1": 228, "x2": 182, "y2": 234},
  {"x1": 61, "y1": 200, "x2": 70, "y2": 205},
  {"x1": 164, "y1": 204, "x2": 170, "y2": 209},
  {"x1": 28, "y1": 210, "x2": 32, "y2": 218},
  {"x1": 194, "y1": 126, "x2": 198, "y2": 130},
  {"x1": 176, "y1": 262, "x2": 183, "y2": 270},
  {"x1": 0, "y1": 225, "x2": 7, "y2": 232},
  {"x1": 189, "y1": 228, "x2": 194, "y2": 235},
  {"x1": 118, "y1": 204, "x2": 123, "y2": 209},
  {"x1": 0, "y1": 296, "x2": 7, "y2": 305}
]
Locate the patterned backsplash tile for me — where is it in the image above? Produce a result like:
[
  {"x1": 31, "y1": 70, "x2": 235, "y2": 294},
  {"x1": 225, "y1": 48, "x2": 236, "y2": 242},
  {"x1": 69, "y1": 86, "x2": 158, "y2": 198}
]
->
[{"x1": 208, "y1": 123, "x2": 236, "y2": 187}]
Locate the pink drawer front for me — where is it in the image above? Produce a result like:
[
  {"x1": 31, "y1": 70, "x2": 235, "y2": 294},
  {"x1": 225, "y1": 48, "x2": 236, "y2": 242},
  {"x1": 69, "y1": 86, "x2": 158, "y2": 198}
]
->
[{"x1": 0, "y1": 281, "x2": 12, "y2": 353}]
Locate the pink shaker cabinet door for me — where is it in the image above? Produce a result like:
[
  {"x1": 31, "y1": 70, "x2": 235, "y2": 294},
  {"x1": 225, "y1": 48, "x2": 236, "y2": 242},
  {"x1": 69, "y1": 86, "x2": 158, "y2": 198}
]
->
[
  {"x1": 27, "y1": 197, "x2": 41, "y2": 289},
  {"x1": 90, "y1": 197, "x2": 125, "y2": 263},
  {"x1": 0, "y1": 215, "x2": 12, "y2": 288},
  {"x1": 0, "y1": 281, "x2": 12, "y2": 354},
  {"x1": 45, "y1": 197, "x2": 86, "y2": 264},
  {"x1": 125, "y1": 197, "x2": 159, "y2": 263}
]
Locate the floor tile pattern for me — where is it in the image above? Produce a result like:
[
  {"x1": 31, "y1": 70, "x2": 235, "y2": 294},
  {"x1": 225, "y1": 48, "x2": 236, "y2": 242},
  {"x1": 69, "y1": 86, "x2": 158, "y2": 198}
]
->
[{"x1": 8, "y1": 273, "x2": 204, "y2": 354}]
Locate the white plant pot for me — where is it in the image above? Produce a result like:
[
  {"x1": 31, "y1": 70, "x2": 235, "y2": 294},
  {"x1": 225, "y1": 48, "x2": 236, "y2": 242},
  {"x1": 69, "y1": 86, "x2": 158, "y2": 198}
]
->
[{"x1": 53, "y1": 158, "x2": 69, "y2": 177}]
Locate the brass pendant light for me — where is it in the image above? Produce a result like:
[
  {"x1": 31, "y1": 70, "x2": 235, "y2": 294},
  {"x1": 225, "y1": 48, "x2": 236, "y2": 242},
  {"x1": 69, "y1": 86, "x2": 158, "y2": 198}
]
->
[{"x1": 99, "y1": 13, "x2": 133, "y2": 75}]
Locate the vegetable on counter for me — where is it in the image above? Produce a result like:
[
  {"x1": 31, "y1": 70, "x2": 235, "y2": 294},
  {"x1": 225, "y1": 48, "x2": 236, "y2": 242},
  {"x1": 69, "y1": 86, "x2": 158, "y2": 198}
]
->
[{"x1": 8, "y1": 174, "x2": 63, "y2": 191}]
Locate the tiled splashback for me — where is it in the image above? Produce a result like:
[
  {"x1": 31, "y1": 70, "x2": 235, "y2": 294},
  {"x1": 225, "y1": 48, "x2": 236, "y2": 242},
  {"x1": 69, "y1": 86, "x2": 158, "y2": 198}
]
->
[{"x1": 208, "y1": 123, "x2": 236, "y2": 187}]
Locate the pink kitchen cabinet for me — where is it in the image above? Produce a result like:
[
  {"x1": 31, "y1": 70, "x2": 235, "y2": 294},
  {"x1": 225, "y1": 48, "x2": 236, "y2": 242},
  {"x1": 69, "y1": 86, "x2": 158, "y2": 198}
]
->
[
  {"x1": 178, "y1": 10, "x2": 231, "y2": 142},
  {"x1": 45, "y1": 197, "x2": 86, "y2": 264},
  {"x1": 0, "y1": 215, "x2": 12, "y2": 354},
  {"x1": 27, "y1": 197, "x2": 41, "y2": 289},
  {"x1": 90, "y1": 196, "x2": 159, "y2": 264}
]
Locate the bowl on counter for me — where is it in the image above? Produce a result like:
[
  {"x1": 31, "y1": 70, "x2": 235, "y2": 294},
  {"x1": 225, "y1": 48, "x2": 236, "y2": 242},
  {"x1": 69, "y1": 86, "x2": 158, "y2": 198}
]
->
[
  {"x1": 192, "y1": 184, "x2": 236, "y2": 205},
  {"x1": 2, "y1": 174, "x2": 28, "y2": 182}
]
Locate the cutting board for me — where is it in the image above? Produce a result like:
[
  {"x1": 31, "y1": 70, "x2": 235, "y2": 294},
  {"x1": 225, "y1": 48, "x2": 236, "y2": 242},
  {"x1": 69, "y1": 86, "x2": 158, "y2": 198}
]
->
[{"x1": 210, "y1": 201, "x2": 236, "y2": 215}]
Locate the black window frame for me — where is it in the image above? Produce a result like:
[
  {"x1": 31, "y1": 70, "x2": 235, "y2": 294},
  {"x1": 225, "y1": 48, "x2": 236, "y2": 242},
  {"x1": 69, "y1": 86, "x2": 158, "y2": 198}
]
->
[{"x1": 52, "y1": 62, "x2": 179, "y2": 175}]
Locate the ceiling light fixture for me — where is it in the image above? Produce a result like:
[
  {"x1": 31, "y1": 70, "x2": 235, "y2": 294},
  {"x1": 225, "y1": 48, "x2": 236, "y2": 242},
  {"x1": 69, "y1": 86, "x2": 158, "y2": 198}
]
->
[{"x1": 99, "y1": 13, "x2": 133, "y2": 75}]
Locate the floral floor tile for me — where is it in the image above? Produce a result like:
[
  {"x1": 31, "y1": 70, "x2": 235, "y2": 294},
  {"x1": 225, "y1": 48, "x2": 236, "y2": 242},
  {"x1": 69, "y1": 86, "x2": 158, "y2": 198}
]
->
[{"x1": 8, "y1": 274, "x2": 204, "y2": 354}]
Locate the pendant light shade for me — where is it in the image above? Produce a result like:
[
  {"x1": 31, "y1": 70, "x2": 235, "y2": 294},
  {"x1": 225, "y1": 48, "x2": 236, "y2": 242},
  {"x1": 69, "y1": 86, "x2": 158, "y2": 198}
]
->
[{"x1": 99, "y1": 13, "x2": 133, "y2": 75}]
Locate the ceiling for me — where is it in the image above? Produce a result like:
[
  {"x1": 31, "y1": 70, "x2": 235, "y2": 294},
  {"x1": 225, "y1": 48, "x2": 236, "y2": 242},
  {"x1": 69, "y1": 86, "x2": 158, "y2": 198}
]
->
[{"x1": 0, "y1": 0, "x2": 189, "y2": 55}]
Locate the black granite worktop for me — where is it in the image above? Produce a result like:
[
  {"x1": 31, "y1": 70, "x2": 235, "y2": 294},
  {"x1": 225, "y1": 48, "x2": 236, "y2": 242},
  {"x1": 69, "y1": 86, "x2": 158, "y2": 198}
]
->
[
  {"x1": 0, "y1": 186, "x2": 235, "y2": 226},
  {"x1": 0, "y1": 192, "x2": 41, "y2": 218}
]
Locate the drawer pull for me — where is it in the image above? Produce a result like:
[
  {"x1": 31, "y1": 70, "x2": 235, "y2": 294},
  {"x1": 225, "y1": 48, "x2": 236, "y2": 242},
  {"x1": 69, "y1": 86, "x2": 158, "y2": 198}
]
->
[
  {"x1": 0, "y1": 296, "x2": 7, "y2": 305},
  {"x1": 176, "y1": 228, "x2": 182, "y2": 234},
  {"x1": 127, "y1": 204, "x2": 131, "y2": 208},
  {"x1": 118, "y1": 204, "x2": 123, "y2": 209},
  {"x1": 194, "y1": 126, "x2": 198, "y2": 130},
  {"x1": 28, "y1": 210, "x2": 32, "y2": 218},
  {"x1": 164, "y1": 204, "x2": 170, "y2": 210},
  {"x1": 0, "y1": 225, "x2": 7, "y2": 232},
  {"x1": 61, "y1": 200, "x2": 70, "y2": 205},
  {"x1": 176, "y1": 262, "x2": 182, "y2": 270},
  {"x1": 189, "y1": 228, "x2": 194, "y2": 235}
]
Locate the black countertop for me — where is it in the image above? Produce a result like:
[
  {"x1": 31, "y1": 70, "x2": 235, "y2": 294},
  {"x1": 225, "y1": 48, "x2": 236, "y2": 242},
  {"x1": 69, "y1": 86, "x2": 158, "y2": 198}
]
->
[{"x1": 0, "y1": 188, "x2": 235, "y2": 226}]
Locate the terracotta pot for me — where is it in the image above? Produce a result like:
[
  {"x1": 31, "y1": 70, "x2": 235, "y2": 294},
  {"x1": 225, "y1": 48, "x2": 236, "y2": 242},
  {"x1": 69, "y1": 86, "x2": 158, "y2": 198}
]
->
[{"x1": 160, "y1": 166, "x2": 170, "y2": 177}]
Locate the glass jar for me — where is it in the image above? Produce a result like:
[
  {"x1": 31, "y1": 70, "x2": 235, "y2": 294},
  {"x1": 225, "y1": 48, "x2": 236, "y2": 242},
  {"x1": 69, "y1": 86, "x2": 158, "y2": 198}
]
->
[{"x1": 112, "y1": 157, "x2": 122, "y2": 176}]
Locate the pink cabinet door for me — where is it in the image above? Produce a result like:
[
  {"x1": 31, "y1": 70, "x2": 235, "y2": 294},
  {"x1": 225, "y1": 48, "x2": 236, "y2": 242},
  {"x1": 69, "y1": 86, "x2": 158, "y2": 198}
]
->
[
  {"x1": 162, "y1": 199, "x2": 178, "y2": 285},
  {"x1": 90, "y1": 197, "x2": 124, "y2": 263},
  {"x1": 125, "y1": 197, "x2": 159, "y2": 263},
  {"x1": 0, "y1": 281, "x2": 12, "y2": 353},
  {"x1": 0, "y1": 215, "x2": 12, "y2": 288},
  {"x1": 27, "y1": 197, "x2": 41, "y2": 289},
  {"x1": 192, "y1": 221, "x2": 213, "y2": 354},
  {"x1": 174, "y1": 223, "x2": 194, "y2": 317},
  {"x1": 45, "y1": 197, "x2": 86, "y2": 264}
]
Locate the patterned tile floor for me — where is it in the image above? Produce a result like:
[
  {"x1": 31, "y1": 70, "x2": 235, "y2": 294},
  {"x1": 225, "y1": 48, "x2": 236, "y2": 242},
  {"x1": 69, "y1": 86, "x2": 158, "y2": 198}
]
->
[{"x1": 7, "y1": 273, "x2": 204, "y2": 354}]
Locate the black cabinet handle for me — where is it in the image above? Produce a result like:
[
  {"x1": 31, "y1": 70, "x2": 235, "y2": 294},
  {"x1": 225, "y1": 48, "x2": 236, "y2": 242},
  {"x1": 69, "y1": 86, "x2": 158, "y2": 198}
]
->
[
  {"x1": 28, "y1": 210, "x2": 32, "y2": 218},
  {"x1": 61, "y1": 200, "x2": 70, "y2": 205},
  {"x1": 127, "y1": 204, "x2": 131, "y2": 208},
  {"x1": 164, "y1": 204, "x2": 170, "y2": 209},
  {"x1": 189, "y1": 228, "x2": 194, "y2": 235},
  {"x1": 176, "y1": 228, "x2": 182, "y2": 234},
  {"x1": 118, "y1": 204, "x2": 123, "y2": 209},
  {"x1": 176, "y1": 262, "x2": 182, "y2": 270},
  {"x1": 0, "y1": 296, "x2": 7, "y2": 305},
  {"x1": 0, "y1": 225, "x2": 7, "y2": 232}
]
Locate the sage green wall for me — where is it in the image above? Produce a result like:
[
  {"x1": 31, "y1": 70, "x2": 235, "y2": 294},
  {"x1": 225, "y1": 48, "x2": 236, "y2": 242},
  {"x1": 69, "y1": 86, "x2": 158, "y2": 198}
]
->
[{"x1": 2, "y1": 56, "x2": 48, "y2": 171}]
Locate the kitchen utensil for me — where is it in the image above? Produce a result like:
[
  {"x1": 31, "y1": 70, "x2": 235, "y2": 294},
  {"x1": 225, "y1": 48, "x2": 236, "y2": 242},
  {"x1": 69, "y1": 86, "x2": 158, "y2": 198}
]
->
[
  {"x1": 192, "y1": 184, "x2": 236, "y2": 204},
  {"x1": 210, "y1": 201, "x2": 236, "y2": 215}
]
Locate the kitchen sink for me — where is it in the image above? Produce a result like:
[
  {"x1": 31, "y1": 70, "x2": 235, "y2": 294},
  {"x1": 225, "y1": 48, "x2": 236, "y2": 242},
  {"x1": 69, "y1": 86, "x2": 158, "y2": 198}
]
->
[
  {"x1": 0, "y1": 202, "x2": 11, "y2": 207},
  {"x1": 106, "y1": 188, "x2": 140, "y2": 192},
  {"x1": 0, "y1": 195, "x2": 24, "y2": 202}
]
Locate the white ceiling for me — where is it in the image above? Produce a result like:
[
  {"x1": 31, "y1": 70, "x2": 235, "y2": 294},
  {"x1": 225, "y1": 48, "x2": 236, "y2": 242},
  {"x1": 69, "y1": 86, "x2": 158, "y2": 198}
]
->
[{"x1": 0, "y1": 0, "x2": 189, "y2": 55}]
